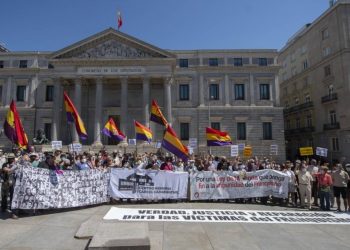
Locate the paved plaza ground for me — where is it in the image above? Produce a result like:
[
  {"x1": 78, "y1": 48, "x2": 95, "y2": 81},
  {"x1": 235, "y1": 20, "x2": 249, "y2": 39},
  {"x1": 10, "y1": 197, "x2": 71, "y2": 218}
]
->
[{"x1": 0, "y1": 202, "x2": 350, "y2": 250}]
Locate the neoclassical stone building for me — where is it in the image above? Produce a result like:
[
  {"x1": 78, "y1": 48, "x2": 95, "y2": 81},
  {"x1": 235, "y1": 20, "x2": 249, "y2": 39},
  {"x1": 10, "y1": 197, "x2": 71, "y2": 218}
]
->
[{"x1": 0, "y1": 28, "x2": 285, "y2": 161}]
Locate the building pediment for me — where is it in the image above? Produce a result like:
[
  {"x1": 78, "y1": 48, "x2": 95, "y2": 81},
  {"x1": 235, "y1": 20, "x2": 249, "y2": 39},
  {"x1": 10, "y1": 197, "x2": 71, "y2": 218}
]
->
[{"x1": 51, "y1": 28, "x2": 175, "y2": 59}]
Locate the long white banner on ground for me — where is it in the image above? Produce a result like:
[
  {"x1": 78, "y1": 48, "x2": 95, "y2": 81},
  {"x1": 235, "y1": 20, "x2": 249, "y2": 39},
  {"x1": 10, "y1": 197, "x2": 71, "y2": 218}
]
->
[
  {"x1": 104, "y1": 207, "x2": 350, "y2": 225},
  {"x1": 11, "y1": 165, "x2": 110, "y2": 209},
  {"x1": 190, "y1": 169, "x2": 289, "y2": 200},
  {"x1": 109, "y1": 168, "x2": 188, "y2": 200}
]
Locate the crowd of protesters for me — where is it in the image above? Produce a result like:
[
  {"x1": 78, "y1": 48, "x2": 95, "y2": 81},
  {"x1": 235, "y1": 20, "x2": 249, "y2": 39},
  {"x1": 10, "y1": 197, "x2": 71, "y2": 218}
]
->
[{"x1": 1, "y1": 147, "x2": 350, "y2": 219}]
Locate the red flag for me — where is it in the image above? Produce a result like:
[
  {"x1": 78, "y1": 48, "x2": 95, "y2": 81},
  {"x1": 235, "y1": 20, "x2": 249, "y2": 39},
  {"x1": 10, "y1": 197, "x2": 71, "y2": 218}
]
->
[{"x1": 117, "y1": 11, "x2": 123, "y2": 30}]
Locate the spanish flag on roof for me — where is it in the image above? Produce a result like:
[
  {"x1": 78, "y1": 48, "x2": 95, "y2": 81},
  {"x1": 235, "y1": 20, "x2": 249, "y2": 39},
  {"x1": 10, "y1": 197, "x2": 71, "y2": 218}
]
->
[
  {"x1": 64, "y1": 91, "x2": 88, "y2": 140},
  {"x1": 102, "y1": 117, "x2": 125, "y2": 141},
  {"x1": 3, "y1": 100, "x2": 28, "y2": 149},
  {"x1": 134, "y1": 121, "x2": 152, "y2": 143},
  {"x1": 206, "y1": 127, "x2": 232, "y2": 146},
  {"x1": 150, "y1": 99, "x2": 168, "y2": 126},
  {"x1": 162, "y1": 125, "x2": 189, "y2": 161}
]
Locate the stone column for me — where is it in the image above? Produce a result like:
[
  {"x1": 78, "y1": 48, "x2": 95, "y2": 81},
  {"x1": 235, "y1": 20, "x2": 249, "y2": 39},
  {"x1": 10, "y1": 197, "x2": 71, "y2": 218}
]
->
[
  {"x1": 249, "y1": 74, "x2": 256, "y2": 106},
  {"x1": 29, "y1": 74, "x2": 38, "y2": 107},
  {"x1": 224, "y1": 74, "x2": 230, "y2": 106},
  {"x1": 199, "y1": 74, "x2": 205, "y2": 106},
  {"x1": 73, "y1": 78, "x2": 82, "y2": 142},
  {"x1": 120, "y1": 77, "x2": 128, "y2": 137},
  {"x1": 164, "y1": 78, "x2": 172, "y2": 125},
  {"x1": 4, "y1": 76, "x2": 13, "y2": 107},
  {"x1": 274, "y1": 74, "x2": 280, "y2": 106},
  {"x1": 143, "y1": 77, "x2": 150, "y2": 127},
  {"x1": 93, "y1": 78, "x2": 103, "y2": 145},
  {"x1": 51, "y1": 78, "x2": 62, "y2": 141}
]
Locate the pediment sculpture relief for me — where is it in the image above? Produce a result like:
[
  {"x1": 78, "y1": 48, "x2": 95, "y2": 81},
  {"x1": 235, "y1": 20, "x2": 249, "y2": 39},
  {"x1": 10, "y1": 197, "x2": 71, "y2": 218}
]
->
[{"x1": 76, "y1": 39, "x2": 154, "y2": 59}]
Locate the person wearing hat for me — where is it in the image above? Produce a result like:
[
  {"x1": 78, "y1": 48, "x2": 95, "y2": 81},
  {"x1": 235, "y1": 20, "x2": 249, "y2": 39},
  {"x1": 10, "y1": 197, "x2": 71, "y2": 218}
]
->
[
  {"x1": 318, "y1": 165, "x2": 333, "y2": 211},
  {"x1": 29, "y1": 153, "x2": 39, "y2": 168},
  {"x1": 1, "y1": 153, "x2": 18, "y2": 219},
  {"x1": 38, "y1": 153, "x2": 56, "y2": 170}
]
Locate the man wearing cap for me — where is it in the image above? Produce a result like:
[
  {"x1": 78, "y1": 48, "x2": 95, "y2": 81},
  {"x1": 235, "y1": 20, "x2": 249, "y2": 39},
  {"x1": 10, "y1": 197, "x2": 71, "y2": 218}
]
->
[
  {"x1": 318, "y1": 166, "x2": 333, "y2": 211},
  {"x1": 297, "y1": 163, "x2": 313, "y2": 209},
  {"x1": 1, "y1": 153, "x2": 19, "y2": 219},
  {"x1": 331, "y1": 164, "x2": 349, "y2": 212}
]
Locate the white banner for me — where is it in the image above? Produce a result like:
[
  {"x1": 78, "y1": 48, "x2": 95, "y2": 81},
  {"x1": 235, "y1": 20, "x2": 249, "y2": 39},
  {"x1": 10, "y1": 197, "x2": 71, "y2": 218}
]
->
[
  {"x1": 104, "y1": 207, "x2": 350, "y2": 225},
  {"x1": 230, "y1": 145, "x2": 239, "y2": 157},
  {"x1": 316, "y1": 147, "x2": 328, "y2": 157},
  {"x1": 190, "y1": 169, "x2": 289, "y2": 200},
  {"x1": 270, "y1": 144, "x2": 278, "y2": 155},
  {"x1": 12, "y1": 165, "x2": 110, "y2": 209},
  {"x1": 51, "y1": 141, "x2": 62, "y2": 150},
  {"x1": 188, "y1": 138, "x2": 198, "y2": 148},
  {"x1": 109, "y1": 169, "x2": 188, "y2": 200}
]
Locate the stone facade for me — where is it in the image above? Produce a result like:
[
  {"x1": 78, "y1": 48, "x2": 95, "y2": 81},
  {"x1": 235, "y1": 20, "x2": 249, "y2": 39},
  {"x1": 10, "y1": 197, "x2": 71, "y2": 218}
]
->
[
  {"x1": 278, "y1": 0, "x2": 350, "y2": 162},
  {"x1": 0, "y1": 28, "x2": 285, "y2": 162}
]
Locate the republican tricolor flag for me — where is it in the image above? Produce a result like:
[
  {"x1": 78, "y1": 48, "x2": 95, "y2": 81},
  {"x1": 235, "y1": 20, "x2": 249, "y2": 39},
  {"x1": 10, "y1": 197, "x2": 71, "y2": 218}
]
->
[
  {"x1": 3, "y1": 100, "x2": 28, "y2": 149},
  {"x1": 134, "y1": 121, "x2": 152, "y2": 143},
  {"x1": 162, "y1": 125, "x2": 189, "y2": 161},
  {"x1": 102, "y1": 118, "x2": 125, "y2": 141},
  {"x1": 150, "y1": 99, "x2": 168, "y2": 127},
  {"x1": 206, "y1": 127, "x2": 232, "y2": 146},
  {"x1": 64, "y1": 91, "x2": 88, "y2": 140}
]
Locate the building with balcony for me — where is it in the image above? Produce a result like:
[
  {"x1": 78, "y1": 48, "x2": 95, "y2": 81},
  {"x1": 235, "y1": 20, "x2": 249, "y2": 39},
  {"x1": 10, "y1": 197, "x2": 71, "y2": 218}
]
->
[{"x1": 278, "y1": 0, "x2": 350, "y2": 162}]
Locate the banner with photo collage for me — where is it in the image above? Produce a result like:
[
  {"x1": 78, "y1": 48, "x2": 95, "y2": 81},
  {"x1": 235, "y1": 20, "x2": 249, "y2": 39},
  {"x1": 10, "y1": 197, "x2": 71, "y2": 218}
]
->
[{"x1": 11, "y1": 164, "x2": 110, "y2": 209}]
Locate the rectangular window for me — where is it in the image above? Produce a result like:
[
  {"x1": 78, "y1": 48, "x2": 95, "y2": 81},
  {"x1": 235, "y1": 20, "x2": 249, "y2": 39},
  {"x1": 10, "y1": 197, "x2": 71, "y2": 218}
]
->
[
  {"x1": 296, "y1": 118, "x2": 301, "y2": 129},
  {"x1": 286, "y1": 120, "x2": 291, "y2": 130},
  {"x1": 303, "y1": 59, "x2": 308, "y2": 70},
  {"x1": 234, "y1": 84, "x2": 245, "y2": 100},
  {"x1": 324, "y1": 65, "x2": 331, "y2": 77},
  {"x1": 209, "y1": 58, "x2": 218, "y2": 66},
  {"x1": 179, "y1": 84, "x2": 189, "y2": 101},
  {"x1": 307, "y1": 115, "x2": 312, "y2": 127},
  {"x1": 295, "y1": 97, "x2": 299, "y2": 105},
  {"x1": 330, "y1": 110, "x2": 337, "y2": 124},
  {"x1": 46, "y1": 85, "x2": 54, "y2": 102},
  {"x1": 305, "y1": 94, "x2": 311, "y2": 103},
  {"x1": 209, "y1": 83, "x2": 219, "y2": 100},
  {"x1": 0, "y1": 61, "x2": 4, "y2": 68},
  {"x1": 179, "y1": 59, "x2": 188, "y2": 68},
  {"x1": 237, "y1": 122, "x2": 246, "y2": 140},
  {"x1": 233, "y1": 58, "x2": 243, "y2": 66},
  {"x1": 322, "y1": 47, "x2": 331, "y2": 57},
  {"x1": 211, "y1": 122, "x2": 220, "y2": 131},
  {"x1": 322, "y1": 28, "x2": 329, "y2": 40},
  {"x1": 259, "y1": 84, "x2": 270, "y2": 100},
  {"x1": 180, "y1": 123, "x2": 189, "y2": 140},
  {"x1": 16, "y1": 85, "x2": 26, "y2": 102},
  {"x1": 332, "y1": 137, "x2": 339, "y2": 151},
  {"x1": 19, "y1": 60, "x2": 27, "y2": 68},
  {"x1": 263, "y1": 122, "x2": 272, "y2": 140},
  {"x1": 259, "y1": 58, "x2": 267, "y2": 66},
  {"x1": 44, "y1": 123, "x2": 52, "y2": 141}
]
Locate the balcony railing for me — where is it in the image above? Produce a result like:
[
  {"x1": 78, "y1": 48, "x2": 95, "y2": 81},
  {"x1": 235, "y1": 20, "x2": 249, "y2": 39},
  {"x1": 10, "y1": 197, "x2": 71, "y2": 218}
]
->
[
  {"x1": 321, "y1": 93, "x2": 338, "y2": 103},
  {"x1": 323, "y1": 122, "x2": 340, "y2": 130},
  {"x1": 284, "y1": 101, "x2": 313, "y2": 114},
  {"x1": 285, "y1": 126, "x2": 315, "y2": 136}
]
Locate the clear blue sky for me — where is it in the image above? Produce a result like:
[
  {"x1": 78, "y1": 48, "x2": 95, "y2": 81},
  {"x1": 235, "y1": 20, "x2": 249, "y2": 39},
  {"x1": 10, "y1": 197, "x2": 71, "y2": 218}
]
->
[{"x1": 0, "y1": 0, "x2": 329, "y2": 52}]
